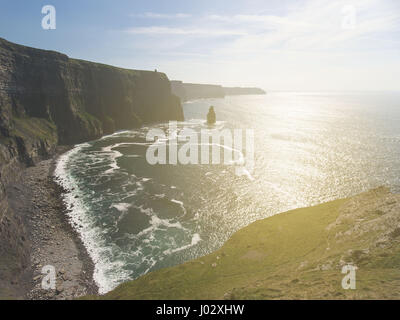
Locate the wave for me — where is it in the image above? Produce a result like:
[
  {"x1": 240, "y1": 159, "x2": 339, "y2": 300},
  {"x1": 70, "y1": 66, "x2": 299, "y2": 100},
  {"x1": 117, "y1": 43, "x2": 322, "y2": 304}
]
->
[
  {"x1": 54, "y1": 136, "x2": 203, "y2": 294},
  {"x1": 54, "y1": 143, "x2": 132, "y2": 294},
  {"x1": 53, "y1": 120, "x2": 257, "y2": 294},
  {"x1": 163, "y1": 233, "x2": 202, "y2": 255}
]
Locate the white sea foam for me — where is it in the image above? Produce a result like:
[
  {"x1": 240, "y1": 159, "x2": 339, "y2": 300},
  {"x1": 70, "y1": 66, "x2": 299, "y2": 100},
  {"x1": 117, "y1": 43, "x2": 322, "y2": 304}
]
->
[
  {"x1": 197, "y1": 141, "x2": 254, "y2": 180},
  {"x1": 102, "y1": 142, "x2": 152, "y2": 174},
  {"x1": 101, "y1": 144, "x2": 123, "y2": 174},
  {"x1": 136, "y1": 214, "x2": 186, "y2": 238},
  {"x1": 52, "y1": 126, "x2": 229, "y2": 295},
  {"x1": 111, "y1": 203, "x2": 131, "y2": 212},
  {"x1": 171, "y1": 199, "x2": 187, "y2": 216},
  {"x1": 54, "y1": 143, "x2": 131, "y2": 294},
  {"x1": 100, "y1": 130, "x2": 137, "y2": 140},
  {"x1": 163, "y1": 233, "x2": 202, "y2": 255}
]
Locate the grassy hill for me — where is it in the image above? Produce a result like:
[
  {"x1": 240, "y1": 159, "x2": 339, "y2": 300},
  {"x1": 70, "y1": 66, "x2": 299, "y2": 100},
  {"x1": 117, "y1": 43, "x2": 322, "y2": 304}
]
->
[{"x1": 86, "y1": 187, "x2": 400, "y2": 300}]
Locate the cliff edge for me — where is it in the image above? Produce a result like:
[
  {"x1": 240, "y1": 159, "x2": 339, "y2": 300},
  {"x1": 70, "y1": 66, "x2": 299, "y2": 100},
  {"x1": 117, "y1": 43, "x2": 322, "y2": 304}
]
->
[
  {"x1": 0, "y1": 37, "x2": 183, "y2": 299},
  {"x1": 170, "y1": 80, "x2": 266, "y2": 102}
]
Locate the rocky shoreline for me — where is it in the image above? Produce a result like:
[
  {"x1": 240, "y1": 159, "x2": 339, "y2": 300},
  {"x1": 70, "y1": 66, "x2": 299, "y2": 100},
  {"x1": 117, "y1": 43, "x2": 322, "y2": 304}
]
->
[
  {"x1": 6, "y1": 146, "x2": 98, "y2": 300},
  {"x1": 0, "y1": 36, "x2": 186, "y2": 300}
]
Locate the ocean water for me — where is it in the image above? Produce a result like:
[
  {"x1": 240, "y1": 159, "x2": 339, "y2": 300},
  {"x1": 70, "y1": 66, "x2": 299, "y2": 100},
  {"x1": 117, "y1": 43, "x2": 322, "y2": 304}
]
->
[{"x1": 54, "y1": 92, "x2": 400, "y2": 293}]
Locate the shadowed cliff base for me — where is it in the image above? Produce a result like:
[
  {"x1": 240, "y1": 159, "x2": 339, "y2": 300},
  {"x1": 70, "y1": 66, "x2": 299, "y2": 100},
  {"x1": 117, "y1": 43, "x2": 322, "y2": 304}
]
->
[
  {"x1": 85, "y1": 187, "x2": 400, "y2": 300},
  {"x1": 2, "y1": 148, "x2": 98, "y2": 300}
]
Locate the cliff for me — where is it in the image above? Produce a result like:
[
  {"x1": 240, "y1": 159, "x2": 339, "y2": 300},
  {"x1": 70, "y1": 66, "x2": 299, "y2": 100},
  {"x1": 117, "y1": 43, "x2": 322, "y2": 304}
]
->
[
  {"x1": 170, "y1": 81, "x2": 187, "y2": 102},
  {"x1": 223, "y1": 86, "x2": 266, "y2": 96},
  {"x1": 171, "y1": 81, "x2": 225, "y2": 101},
  {"x1": 89, "y1": 187, "x2": 400, "y2": 300},
  {"x1": 0, "y1": 37, "x2": 183, "y2": 298},
  {"x1": 170, "y1": 80, "x2": 265, "y2": 102}
]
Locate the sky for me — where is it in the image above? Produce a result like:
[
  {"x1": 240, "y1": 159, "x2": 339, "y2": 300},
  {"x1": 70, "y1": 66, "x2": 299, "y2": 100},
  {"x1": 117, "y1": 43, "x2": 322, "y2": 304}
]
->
[{"x1": 0, "y1": 0, "x2": 399, "y2": 91}]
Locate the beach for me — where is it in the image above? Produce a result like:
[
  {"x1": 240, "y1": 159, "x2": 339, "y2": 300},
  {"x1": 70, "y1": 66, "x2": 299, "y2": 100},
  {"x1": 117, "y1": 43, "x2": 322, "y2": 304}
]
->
[{"x1": 5, "y1": 147, "x2": 97, "y2": 300}]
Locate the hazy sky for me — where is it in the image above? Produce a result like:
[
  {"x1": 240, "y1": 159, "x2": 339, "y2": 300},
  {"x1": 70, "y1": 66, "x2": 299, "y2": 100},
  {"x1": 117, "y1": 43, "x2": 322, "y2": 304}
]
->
[{"x1": 1, "y1": 0, "x2": 399, "y2": 91}]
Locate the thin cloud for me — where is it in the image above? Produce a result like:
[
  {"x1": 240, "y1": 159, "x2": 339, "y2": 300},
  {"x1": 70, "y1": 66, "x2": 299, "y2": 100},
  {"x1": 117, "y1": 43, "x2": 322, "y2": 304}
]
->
[
  {"x1": 122, "y1": 0, "x2": 400, "y2": 90},
  {"x1": 209, "y1": 0, "x2": 400, "y2": 53},
  {"x1": 207, "y1": 14, "x2": 310, "y2": 28},
  {"x1": 132, "y1": 12, "x2": 192, "y2": 19},
  {"x1": 125, "y1": 26, "x2": 247, "y2": 36}
]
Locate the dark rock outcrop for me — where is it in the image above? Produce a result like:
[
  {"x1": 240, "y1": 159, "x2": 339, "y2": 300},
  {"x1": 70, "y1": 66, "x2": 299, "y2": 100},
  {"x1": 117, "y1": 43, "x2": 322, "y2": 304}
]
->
[{"x1": 0, "y1": 37, "x2": 183, "y2": 298}]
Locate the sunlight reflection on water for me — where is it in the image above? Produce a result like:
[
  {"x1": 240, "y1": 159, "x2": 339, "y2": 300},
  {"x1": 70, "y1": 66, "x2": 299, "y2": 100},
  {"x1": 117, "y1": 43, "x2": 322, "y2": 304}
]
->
[{"x1": 56, "y1": 92, "x2": 400, "y2": 293}]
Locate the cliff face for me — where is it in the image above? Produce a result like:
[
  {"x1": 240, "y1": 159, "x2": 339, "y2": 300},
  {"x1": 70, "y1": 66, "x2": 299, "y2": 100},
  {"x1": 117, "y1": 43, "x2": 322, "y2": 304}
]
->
[
  {"x1": 0, "y1": 37, "x2": 183, "y2": 298},
  {"x1": 0, "y1": 38, "x2": 183, "y2": 145},
  {"x1": 170, "y1": 80, "x2": 265, "y2": 102},
  {"x1": 170, "y1": 81, "x2": 187, "y2": 103},
  {"x1": 223, "y1": 87, "x2": 266, "y2": 95},
  {"x1": 170, "y1": 81, "x2": 224, "y2": 102},
  {"x1": 180, "y1": 83, "x2": 225, "y2": 101}
]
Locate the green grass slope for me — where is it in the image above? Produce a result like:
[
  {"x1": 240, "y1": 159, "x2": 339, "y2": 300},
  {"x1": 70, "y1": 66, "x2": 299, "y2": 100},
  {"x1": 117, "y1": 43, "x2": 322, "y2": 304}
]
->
[{"x1": 87, "y1": 187, "x2": 400, "y2": 300}]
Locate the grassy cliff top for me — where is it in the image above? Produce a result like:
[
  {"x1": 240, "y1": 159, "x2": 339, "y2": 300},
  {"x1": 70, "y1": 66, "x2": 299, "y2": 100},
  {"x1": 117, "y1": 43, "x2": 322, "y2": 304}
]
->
[{"x1": 86, "y1": 187, "x2": 400, "y2": 300}]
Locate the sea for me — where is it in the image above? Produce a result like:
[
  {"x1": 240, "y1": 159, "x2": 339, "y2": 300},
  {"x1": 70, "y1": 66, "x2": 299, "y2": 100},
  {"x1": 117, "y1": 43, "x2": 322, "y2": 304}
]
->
[{"x1": 54, "y1": 92, "x2": 400, "y2": 293}]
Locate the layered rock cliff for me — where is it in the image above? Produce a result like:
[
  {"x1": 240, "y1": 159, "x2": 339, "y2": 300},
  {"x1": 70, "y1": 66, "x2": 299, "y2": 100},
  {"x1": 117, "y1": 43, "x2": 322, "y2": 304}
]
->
[
  {"x1": 0, "y1": 37, "x2": 183, "y2": 298},
  {"x1": 170, "y1": 80, "x2": 265, "y2": 102},
  {"x1": 223, "y1": 86, "x2": 266, "y2": 96},
  {"x1": 171, "y1": 81, "x2": 224, "y2": 101}
]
